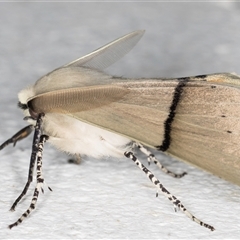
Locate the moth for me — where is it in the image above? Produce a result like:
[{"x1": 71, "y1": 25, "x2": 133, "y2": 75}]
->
[{"x1": 1, "y1": 30, "x2": 240, "y2": 231}]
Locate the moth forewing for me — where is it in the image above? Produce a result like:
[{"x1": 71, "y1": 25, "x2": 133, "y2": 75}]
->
[{"x1": 30, "y1": 71, "x2": 240, "y2": 186}]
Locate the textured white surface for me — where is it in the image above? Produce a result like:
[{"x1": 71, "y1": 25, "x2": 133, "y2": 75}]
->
[{"x1": 1, "y1": 2, "x2": 240, "y2": 239}]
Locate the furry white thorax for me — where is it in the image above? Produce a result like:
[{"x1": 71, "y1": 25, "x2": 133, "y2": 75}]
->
[{"x1": 18, "y1": 84, "x2": 133, "y2": 158}]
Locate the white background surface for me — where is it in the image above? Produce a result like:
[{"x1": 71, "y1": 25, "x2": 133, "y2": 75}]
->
[{"x1": 0, "y1": 2, "x2": 240, "y2": 239}]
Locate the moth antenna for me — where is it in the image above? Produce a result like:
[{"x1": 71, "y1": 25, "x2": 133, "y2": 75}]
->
[
  {"x1": 124, "y1": 151, "x2": 215, "y2": 231},
  {"x1": 136, "y1": 143, "x2": 187, "y2": 178},
  {"x1": 9, "y1": 134, "x2": 49, "y2": 229},
  {"x1": 10, "y1": 114, "x2": 44, "y2": 212}
]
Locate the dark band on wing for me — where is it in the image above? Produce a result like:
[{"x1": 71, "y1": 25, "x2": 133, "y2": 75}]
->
[{"x1": 156, "y1": 77, "x2": 189, "y2": 152}]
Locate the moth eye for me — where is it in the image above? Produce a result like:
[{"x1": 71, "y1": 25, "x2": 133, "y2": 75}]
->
[{"x1": 18, "y1": 101, "x2": 28, "y2": 110}]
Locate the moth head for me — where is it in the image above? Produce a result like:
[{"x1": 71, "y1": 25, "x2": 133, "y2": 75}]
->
[{"x1": 18, "y1": 86, "x2": 38, "y2": 121}]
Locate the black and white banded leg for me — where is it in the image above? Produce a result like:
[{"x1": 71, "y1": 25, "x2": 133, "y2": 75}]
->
[
  {"x1": 124, "y1": 151, "x2": 215, "y2": 231},
  {"x1": 10, "y1": 113, "x2": 44, "y2": 212},
  {"x1": 9, "y1": 134, "x2": 50, "y2": 229},
  {"x1": 135, "y1": 143, "x2": 187, "y2": 178}
]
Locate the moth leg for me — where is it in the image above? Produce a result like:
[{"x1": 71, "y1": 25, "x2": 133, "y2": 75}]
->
[
  {"x1": 68, "y1": 154, "x2": 82, "y2": 164},
  {"x1": 135, "y1": 143, "x2": 187, "y2": 178},
  {"x1": 9, "y1": 134, "x2": 49, "y2": 229},
  {"x1": 10, "y1": 113, "x2": 44, "y2": 212},
  {"x1": 124, "y1": 151, "x2": 215, "y2": 231},
  {"x1": 0, "y1": 125, "x2": 34, "y2": 150}
]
